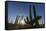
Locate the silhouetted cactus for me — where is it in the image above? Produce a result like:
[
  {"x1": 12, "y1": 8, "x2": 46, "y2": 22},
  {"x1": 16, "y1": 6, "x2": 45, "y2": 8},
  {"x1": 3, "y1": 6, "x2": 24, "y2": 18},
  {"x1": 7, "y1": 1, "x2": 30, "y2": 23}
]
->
[
  {"x1": 33, "y1": 5, "x2": 42, "y2": 27},
  {"x1": 24, "y1": 5, "x2": 42, "y2": 27}
]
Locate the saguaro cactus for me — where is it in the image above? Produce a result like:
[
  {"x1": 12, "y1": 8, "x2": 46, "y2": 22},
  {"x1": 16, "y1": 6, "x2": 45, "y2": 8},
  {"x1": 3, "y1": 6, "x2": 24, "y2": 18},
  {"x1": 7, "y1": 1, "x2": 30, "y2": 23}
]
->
[
  {"x1": 24, "y1": 5, "x2": 42, "y2": 27},
  {"x1": 33, "y1": 5, "x2": 39, "y2": 26}
]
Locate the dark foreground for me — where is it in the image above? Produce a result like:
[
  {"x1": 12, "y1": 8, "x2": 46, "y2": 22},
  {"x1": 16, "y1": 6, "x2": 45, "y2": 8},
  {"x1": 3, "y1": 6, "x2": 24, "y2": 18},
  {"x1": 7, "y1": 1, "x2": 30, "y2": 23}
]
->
[{"x1": 5, "y1": 24, "x2": 45, "y2": 30}]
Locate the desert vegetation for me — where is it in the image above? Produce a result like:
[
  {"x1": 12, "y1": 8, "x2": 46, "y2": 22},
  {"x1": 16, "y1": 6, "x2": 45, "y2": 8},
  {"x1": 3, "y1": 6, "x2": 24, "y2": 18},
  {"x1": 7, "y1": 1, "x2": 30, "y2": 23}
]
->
[{"x1": 5, "y1": 5, "x2": 45, "y2": 30}]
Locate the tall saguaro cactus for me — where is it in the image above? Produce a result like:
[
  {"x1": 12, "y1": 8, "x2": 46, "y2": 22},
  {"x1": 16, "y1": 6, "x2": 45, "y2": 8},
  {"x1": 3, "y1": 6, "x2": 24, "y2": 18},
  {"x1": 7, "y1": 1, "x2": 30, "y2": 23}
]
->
[
  {"x1": 24, "y1": 5, "x2": 42, "y2": 27},
  {"x1": 33, "y1": 5, "x2": 39, "y2": 26}
]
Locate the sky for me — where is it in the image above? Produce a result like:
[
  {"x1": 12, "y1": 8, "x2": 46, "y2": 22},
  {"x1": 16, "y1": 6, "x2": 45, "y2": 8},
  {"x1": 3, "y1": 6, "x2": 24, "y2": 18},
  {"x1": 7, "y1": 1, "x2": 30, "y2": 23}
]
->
[{"x1": 8, "y1": 2, "x2": 45, "y2": 24}]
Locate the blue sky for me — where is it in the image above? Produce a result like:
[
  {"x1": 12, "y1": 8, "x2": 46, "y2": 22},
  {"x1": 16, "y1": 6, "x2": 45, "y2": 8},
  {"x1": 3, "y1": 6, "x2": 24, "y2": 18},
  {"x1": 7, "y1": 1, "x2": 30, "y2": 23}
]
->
[{"x1": 8, "y1": 2, "x2": 45, "y2": 24}]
